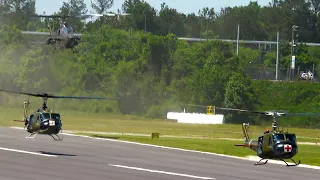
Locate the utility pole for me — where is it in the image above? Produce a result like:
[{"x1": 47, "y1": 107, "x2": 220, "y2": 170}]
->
[
  {"x1": 291, "y1": 25, "x2": 298, "y2": 81},
  {"x1": 144, "y1": 14, "x2": 147, "y2": 32},
  {"x1": 206, "y1": 15, "x2": 209, "y2": 41},
  {"x1": 237, "y1": 24, "x2": 240, "y2": 55},
  {"x1": 276, "y1": 31, "x2": 279, "y2": 80}
]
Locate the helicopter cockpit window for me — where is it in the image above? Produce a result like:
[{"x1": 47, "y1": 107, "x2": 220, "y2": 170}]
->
[
  {"x1": 51, "y1": 113, "x2": 60, "y2": 120},
  {"x1": 285, "y1": 134, "x2": 296, "y2": 143},
  {"x1": 41, "y1": 113, "x2": 60, "y2": 120},
  {"x1": 273, "y1": 134, "x2": 285, "y2": 143},
  {"x1": 36, "y1": 115, "x2": 40, "y2": 123},
  {"x1": 41, "y1": 113, "x2": 50, "y2": 120},
  {"x1": 258, "y1": 136, "x2": 263, "y2": 144}
]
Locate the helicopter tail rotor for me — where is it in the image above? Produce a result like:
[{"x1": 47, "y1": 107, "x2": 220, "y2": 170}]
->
[
  {"x1": 22, "y1": 99, "x2": 30, "y2": 129},
  {"x1": 23, "y1": 99, "x2": 30, "y2": 118},
  {"x1": 47, "y1": 24, "x2": 53, "y2": 38},
  {"x1": 235, "y1": 123, "x2": 258, "y2": 151},
  {"x1": 242, "y1": 123, "x2": 250, "y2": 142}
]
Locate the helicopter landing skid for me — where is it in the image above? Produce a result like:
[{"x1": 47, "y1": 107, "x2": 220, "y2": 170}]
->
[
  {"x1": 280, "y1": 158, "x2": 301, "y2": 166},
  {"x1": 71, "y1": 47, "x2": 78, "y2": 53},
  {"x1": 25, "y1": 133, "x2": 37, "y2": 139},
  {"x1": 254, "y1": 158, "x2": 300, "y2": 166},
  {"x1": 254, "y1": 158, "x2": 268, "y2": 165},
  {"x1": 49, "y1": 134, "x2": 63, "y2": 141},
  {"x1": 53, "y1": 47, "x2": 60, "y2": 53}
]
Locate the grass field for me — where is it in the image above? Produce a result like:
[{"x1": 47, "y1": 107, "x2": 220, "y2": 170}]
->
[
  {"x1": 1, "y1": 105, "x2": 320, "y2": 166},
  {"x1": 1, "y1": 105, "x2": 319, "y2": 141}
]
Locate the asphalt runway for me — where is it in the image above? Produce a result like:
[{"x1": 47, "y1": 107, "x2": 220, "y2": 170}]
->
[{"x1": 0, "y1": 127, "x2": 319, "y2": 180}]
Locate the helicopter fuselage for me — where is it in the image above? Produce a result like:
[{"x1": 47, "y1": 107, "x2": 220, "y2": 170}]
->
[
  {"x1": 255, "y1": 132, "x2": 298, "y2": 160},
  {"x1": 46, "y1": 36, "x2": 80, "y2": 49},
  {"x1": 26, "y1": 112, "x2": 62, "y2": 135}
]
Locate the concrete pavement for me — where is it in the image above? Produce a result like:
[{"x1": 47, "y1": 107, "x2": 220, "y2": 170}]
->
[{"x1": 0, "y1": 127, "x2": 319, "y2": 180}]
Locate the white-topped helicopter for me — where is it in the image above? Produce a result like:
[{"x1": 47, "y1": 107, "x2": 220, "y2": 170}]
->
[{"x1": 23, "y1": 12, "x2": 130, "y2": 53}]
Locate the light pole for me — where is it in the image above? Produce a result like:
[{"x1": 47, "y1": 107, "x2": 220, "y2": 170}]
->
[
  {"x1": 291, "y1": 25, "x2": 298, "y2": 81},
  {"x1": 236, "y1": 24, "x2": 240, "y2": 55},
  {"x1": 276, "y1": 31, "x2": 279, "y2": 80}
]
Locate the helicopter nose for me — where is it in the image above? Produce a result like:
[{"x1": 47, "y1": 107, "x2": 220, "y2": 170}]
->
[
  {"x1": 40, "y1": 119, "x2": 50, "y2": 130},
  {"x1": 274, "y1": 142, "x2": 297, "y2": 155},
  {"x1": 41, "y1": 119, "x2": 59, "y2": 129},
  {"x1": 283, "y1": 144, "x2": 293, "y2": 153}
]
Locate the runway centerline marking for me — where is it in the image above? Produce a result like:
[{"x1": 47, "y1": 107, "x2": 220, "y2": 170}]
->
[
  {"x1": 108, "y1": 164, "x2": 216, "y2": 180},
  {"x1": 0, "y1": 147, "x2": 57, "y2": 157}
]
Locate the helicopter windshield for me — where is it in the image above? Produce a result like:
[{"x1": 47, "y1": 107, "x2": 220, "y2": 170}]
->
[
  {"x1": 273, "y1": 133, "x2": 285, "y2": 143},
  {"x1": 61, "y1": 27, "x2": 68, "y2": 36},
  {"x1": 41, "y1": 113, "x2": 50, "y2": 120},
  {"x1": 285, "y1": 134, "x2": 296, "y2": 144},
  {"x1": 51, "y1": 113, "x2": 60, "y2": 120},
  {"x1": 41, "y1": 113, "x2": 60, "y2": 120}
]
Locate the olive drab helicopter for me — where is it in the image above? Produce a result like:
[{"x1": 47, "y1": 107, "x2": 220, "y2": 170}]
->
[
  {"x1": 24, "y1": 12, "x2": 130, "y2": 53},
  {"x1": 0, "y1": 88, "x2": 119, "y2": 141},
  {"x1": 33, "y1": 14, "x2": 89, "y2": 53},
  {"x1": 212, "y1": 106, "x2": 320, "y2": 166}
]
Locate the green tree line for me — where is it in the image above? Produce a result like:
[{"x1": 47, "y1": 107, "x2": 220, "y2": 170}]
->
[
  {"x1": 1, "y1": 24, "x2": 320, "y2": 128},
  {"x1": 4, "y1": 0, "x2": 320, "y2": 42},
  {"x1": 1, "y1": 0, "x2": 320, "y2": 128}
]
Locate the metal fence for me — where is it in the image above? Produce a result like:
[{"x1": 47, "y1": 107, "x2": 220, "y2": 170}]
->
[{"x1": 246, "y1": 64, "x2": 317, "y2": 82}]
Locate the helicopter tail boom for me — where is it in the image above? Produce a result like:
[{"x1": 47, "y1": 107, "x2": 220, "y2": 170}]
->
[
  {"x1": 13, "y1": 120, "x2": 25, "y2": 122},
  {"x1": 235, "y1": 140, "x2": 257, "y2": 149},
  {"x1": 235, "y1": 123, "x2": 258, "y2": 151}
]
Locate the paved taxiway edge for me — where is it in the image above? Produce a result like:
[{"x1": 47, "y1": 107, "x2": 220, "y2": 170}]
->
[{"x1": 8, "y1": 126, "x2": 320, "y2": 170}]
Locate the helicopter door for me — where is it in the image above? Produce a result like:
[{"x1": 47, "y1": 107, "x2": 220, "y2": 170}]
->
[
  {"x1": 28, "y1": 114, "x2": 34, "y2": 129},
  {"x1": 268, "y1": 135, "x2": 273, "y2": 147},
  {"x1": 36, "y1": 114, "x2": 41, "y2": 124},
  {"x1": 257, "y1": 136, "x2": 263, "y2": 155}
]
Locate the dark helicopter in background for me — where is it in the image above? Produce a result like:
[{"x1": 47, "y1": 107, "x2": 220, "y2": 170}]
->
[
  {"x1": 0, "y1": 88, "x2": 119, "y2": 141},
  {"x1": 23, "y1": 12, "x2": 130, "y2": 53}
]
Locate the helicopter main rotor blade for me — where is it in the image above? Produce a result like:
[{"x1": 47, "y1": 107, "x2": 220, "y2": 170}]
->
[
  {"x1": 0, "y1": 89, "x2": 119, "y2": 100},
  {"x1": 281, "y1": 112, "x2": 320, "y2": 116},
  {"x1": 47, "y1": 95, "x2": 119, "y2": 100},
  {"x1": 184, "y1": 104, "x2": 267, "y2": 114},
  {"x1": 184, "y1": 104, "x2": 320, "y2": 117},
  {"x1": 32, "y1": 14, "x2": 74, "y2": 19},
  {"x1": 215, "y1": 107, "x2": 267, "y2": 115},
  {"x1": 31, "y1": 13, "x2": 130, "y2": 20},
  {"x1": 0, "y1": 89, "x2": 44, "y2": 97},
  {"x1": 32, "y1": 14, "x2": 97, "y2": 20},
  {"x1": 83, "y1": 13, "x2": 130, "y2": 17},
  {"x1": 79, "y1": 14, "x2": 104, "y2": 19},
  {"x1": 215, "y1": 107, "x2": 320, "y2": 117}
]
